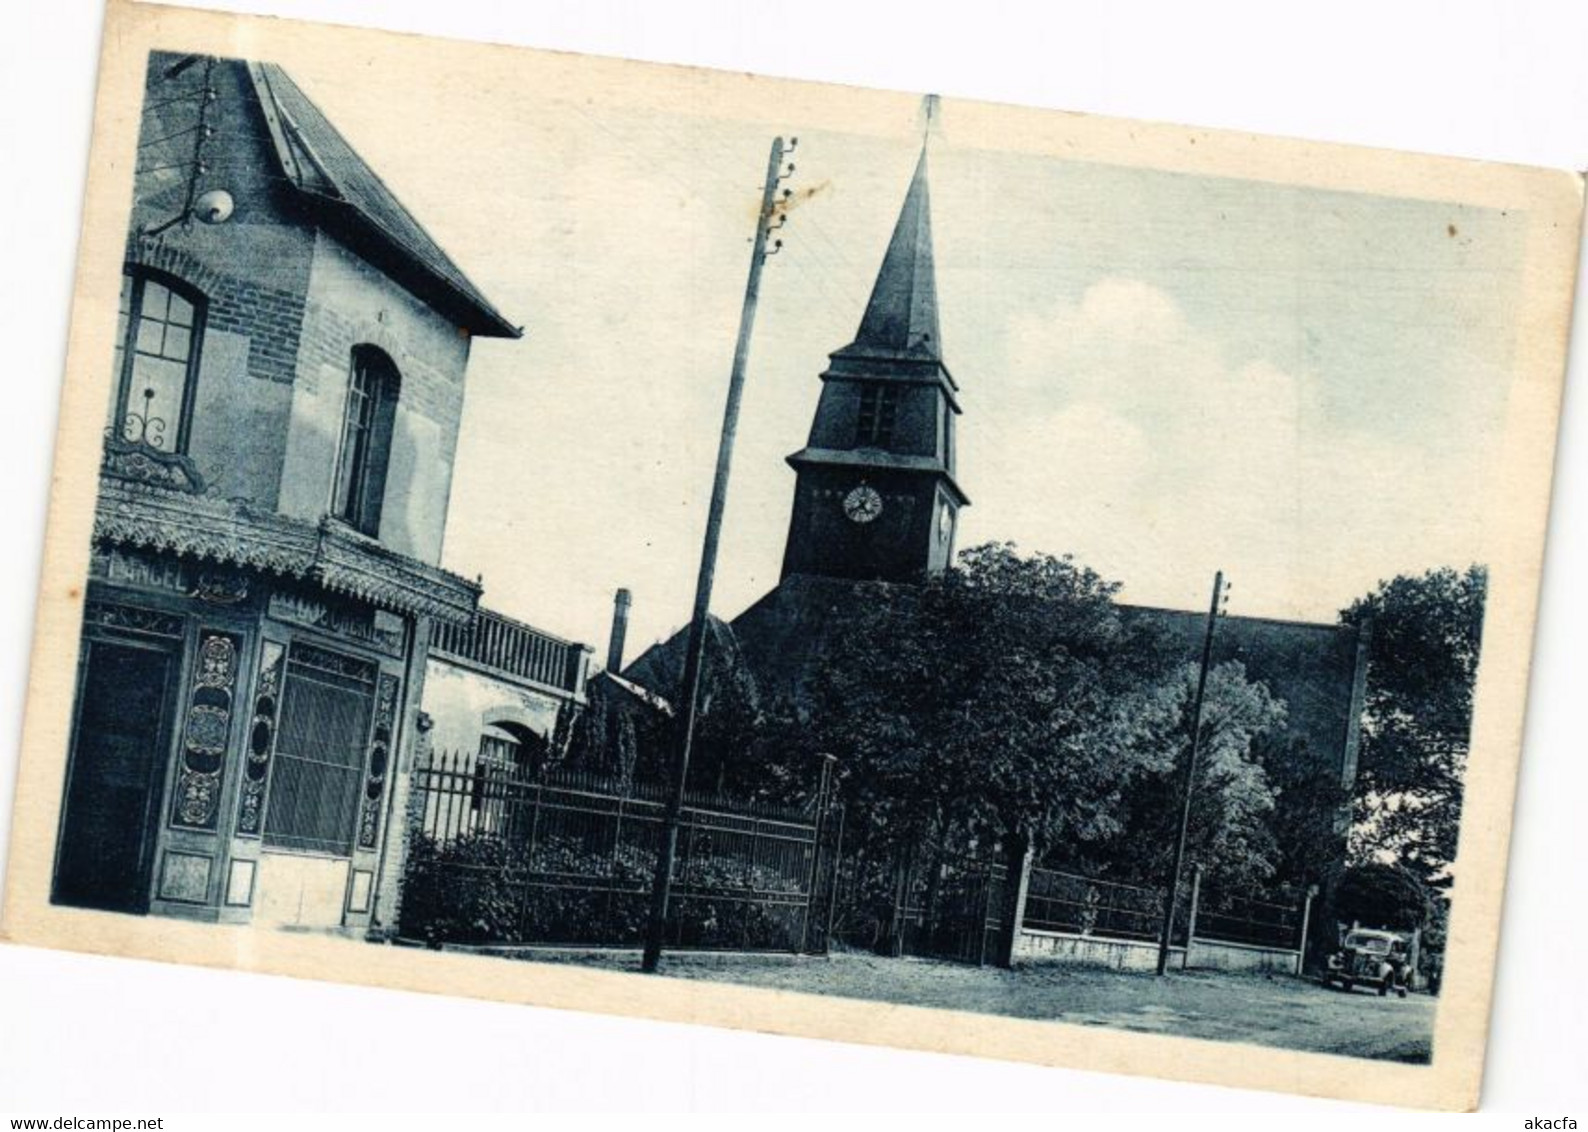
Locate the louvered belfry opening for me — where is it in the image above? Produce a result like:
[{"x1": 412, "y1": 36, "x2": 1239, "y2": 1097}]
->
[{"x1": 262, "y1": 643, "x2": 377, "y2": 856}]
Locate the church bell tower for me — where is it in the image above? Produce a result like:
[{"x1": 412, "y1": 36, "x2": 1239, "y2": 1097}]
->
[{"x1": 780, "y1": 144, "x2": 968, "y2": 583}]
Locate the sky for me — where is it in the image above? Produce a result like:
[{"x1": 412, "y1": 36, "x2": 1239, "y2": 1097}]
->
[{"x1": 286, "y1": 57, "x2": 1525, "y2": 663}]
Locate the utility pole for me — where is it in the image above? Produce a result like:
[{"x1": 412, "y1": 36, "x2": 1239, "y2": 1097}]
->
[
  {"x1": 642, "y1": 137, "x2": 797, "y2": 973},
  {"x1": 1156, "y1": 569, "x2": 1228, "y2": 976}
]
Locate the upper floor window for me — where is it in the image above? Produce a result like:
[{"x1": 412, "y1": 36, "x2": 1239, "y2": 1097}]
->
[
  {"x1": 856, "y1": 383, "x2": 899, "y2": 448},
  {"x1": 114, "y1": 270, "x2": 205, "y2": 453},
  {"x1": 332, "y1": 346, "x2": 400, "y2": 537}
]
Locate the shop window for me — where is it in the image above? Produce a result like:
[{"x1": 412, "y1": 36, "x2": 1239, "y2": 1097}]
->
[{"x1": 262, "y1": 643, "x2": 377, "y2": 856}]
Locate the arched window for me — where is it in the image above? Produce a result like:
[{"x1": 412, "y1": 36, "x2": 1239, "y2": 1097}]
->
[
  {"x1": 332, "y1": 346, "x2": 400, "y2": 537},
  {"x1": 479, "y1": 722, "x2": 550, "y2": 779},
  {"x1": 471, "y1": 722, "x2": 552, "y2": 836},
  {"x1": 114, "y1": 268, "x2": 206, "y2": 453}
]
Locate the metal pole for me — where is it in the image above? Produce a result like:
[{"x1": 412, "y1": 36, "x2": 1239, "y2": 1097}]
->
[
  {"x1": 642, "y1": 137, "x2": 788, "y2": 973},
  {"x1": 1156, "y1": 569, "x2": 1224, "y2": 976},
  {"x1": 798, "y1": 752, "x2": 837, "y2": 954},
  {"x1": 824, "y1": 805, "x2": 846, "y2": 954},
  {"x1": 1297, "y1": 884, "x2": 1318, "y2": 976}
]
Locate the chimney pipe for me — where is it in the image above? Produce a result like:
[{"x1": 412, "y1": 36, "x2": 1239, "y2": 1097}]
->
[{"x1": 607, "y1": 588, "x2": 632, "y2": 673}]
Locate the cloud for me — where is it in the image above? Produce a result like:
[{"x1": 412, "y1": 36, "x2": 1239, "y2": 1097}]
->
[{"x1": 962, "y1": 277, "x2": 1467, "y2": 618}]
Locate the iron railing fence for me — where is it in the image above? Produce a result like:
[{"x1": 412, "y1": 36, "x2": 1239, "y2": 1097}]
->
[
  {"x1": 825, "y1": 849, "x2": 893, "y2": 953},
  {"x1": 1023, "y1": 867, "x2": 1172, "y2": 944},
  {"x1": 1194, "y1": 885, "x2": 1305, "y2": 951},
  {"x1": 819, "y1": 842, "x2": 1311, "y2": 966},
  {"x1": 1025, "y1": 865, "x2": 1306, "y2": 954},
  {"x1": 399, "y1": 748, "x2": 842, "y2": 954}
]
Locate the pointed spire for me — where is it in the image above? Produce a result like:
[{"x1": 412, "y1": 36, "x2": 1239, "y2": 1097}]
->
[{"x1": 846, "y1": 142, "x2": 942, "y2": 361}]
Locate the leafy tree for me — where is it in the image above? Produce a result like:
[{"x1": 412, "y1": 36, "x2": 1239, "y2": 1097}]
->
[
  {"x1": 1088, "y1": 660, "x2": 1289, "y2": 891},
  {"x1": 1341, "y1": 565, "x2": 1487, "y2": 885},
  {"x1": 680, "y1": 626, "x2": 765, "y2": 796},
  {"x1": 1256, "y1": 735, "x2": 1352, "y2": 890},
  {"x1": 1335, "y1": 862, "x2": 1433, "y2": 932},
  {"x1": 796, "y1": 543, "x2": 1166, "y2": 867},
  {"x1": 593, "y1": 618, "x2": 806, "y2": 801},
  {"x1": 560, "y1": 677, "x2": 671, "y2": 788}
]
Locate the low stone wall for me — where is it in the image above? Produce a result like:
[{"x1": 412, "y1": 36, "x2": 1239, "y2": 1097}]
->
[
  {"x1": 1186, "y1": 936, "x2": 1300, "y2": 974},
  {"x1": 1015, "y1": 928, "x2": 1299, "y2": 974},
  {"x1": 1015, "y1": 928, "x2": 1181, "y2": 971}
]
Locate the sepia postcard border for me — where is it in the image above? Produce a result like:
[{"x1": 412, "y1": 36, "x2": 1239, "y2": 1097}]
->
[{"x1": 1, "y1": 0, "x2": 1583, "y2": 1110}]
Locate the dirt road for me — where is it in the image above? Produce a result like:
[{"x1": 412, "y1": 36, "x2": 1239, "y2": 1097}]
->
[{"x1": 542, "y1": 947, "x2": 1436, "y2": 1062}]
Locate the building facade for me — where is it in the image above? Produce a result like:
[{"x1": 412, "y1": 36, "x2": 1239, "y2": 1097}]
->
[
  {"x1": 423, "y1": 609, "x2": 593, "y2": 765},
  {"x1": 51, "y1": 52, "x2": 585, "y2": 936}
]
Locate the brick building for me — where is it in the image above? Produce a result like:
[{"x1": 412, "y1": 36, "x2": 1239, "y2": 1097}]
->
[{"x1": 52, "y1": 52, "x2": 587, "y2": 935}]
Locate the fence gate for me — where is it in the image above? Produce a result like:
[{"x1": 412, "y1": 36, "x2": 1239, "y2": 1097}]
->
[
  {"x1": 891, "y1": 851, "x2": 1008, "y2": 965},
  {"x1": 397, "y1": 748, "x2": 843, "y2": 954}
]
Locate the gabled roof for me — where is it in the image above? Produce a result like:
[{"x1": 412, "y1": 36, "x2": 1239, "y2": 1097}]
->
[
  {"x1": 838, "y1": 146, "x2": 941, "y2": 362},
  {"x1": 246, "y1": 62, "x2": 520, "y2": 339},
  {"x1": 621, "y1": 614, "x2": 740, "y2": 698}
]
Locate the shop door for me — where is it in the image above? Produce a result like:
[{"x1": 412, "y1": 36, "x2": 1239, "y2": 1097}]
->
[{"x1": 53, "y1": 637, "x2": 179, "y2": 914}]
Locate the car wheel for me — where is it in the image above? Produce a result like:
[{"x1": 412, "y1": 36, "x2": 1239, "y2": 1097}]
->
[
  {"x1": 1342, "y1": 980, "x2": 1353, "y2": 992},
  {"x1": 1378, "y1": 980, "x2": 1389, "y2": 997}
]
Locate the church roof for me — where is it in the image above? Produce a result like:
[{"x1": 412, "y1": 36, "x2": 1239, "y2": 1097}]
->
[
  {"x1": 246, "y1": 62, "x2": 521, "y2": 339},
  {"x1": 839, "y1": 146, "x2": 942, "y2": 362}
]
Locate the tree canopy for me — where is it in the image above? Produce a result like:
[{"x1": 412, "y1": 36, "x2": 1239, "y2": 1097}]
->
[
  {"x1": 800, "y1": 543, "x2": 1154, "y2": 859},
  {"x1": 1094, "y1": 660, "x2": 1288, "y2": 890},
  {"x1": 578, "y1": 543, "x2": 1333, "y2": 907},
  {"x1": 1334, "y1": 862, "x2": 1434, "y2": 932},
  {"x1": 1341, "y1": 565, "x2": 1486, "y2": 886},
  {"x1": 793, "y1": 543, "x2": 1289, "y2": 892}
]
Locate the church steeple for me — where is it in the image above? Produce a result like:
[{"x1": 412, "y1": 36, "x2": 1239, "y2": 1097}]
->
[
  {"x1": 780, "y1": 132, "x2": 968, "y2": 585},
  {"x1": 846, "y1": 148, "x2": 941, "y2": 361}
]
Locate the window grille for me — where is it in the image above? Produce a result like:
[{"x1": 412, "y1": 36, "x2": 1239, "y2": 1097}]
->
[{"x1": 262, "y1": 644, "x2": 377, "y2": 856}]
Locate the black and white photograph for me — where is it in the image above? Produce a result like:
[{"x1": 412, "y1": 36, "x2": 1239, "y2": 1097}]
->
[{"x1": 0, "y1": 0, "x2": 1582, "y2": 1114}]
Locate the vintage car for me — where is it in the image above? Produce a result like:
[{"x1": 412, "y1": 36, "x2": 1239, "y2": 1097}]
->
[{"x1": 1324, "y1": 928, "x2": 1411, "y2": 997}]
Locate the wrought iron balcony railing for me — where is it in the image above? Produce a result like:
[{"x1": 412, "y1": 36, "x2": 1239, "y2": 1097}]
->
[{"x1": 429, "y1": 607, "x2": 591, "y2": 698}]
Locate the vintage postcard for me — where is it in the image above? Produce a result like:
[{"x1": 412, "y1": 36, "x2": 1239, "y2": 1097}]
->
[{"x1": 1, "y1": 0, "x2": 1581, "y2": 1110}]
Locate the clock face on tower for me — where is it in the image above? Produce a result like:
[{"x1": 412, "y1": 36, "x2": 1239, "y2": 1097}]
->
[{"x1": 843, "y1": 484, "x2": 884, "y2": 524}]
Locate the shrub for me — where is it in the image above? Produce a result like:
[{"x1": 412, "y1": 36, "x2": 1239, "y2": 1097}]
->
[{"x1": 399, "y1": 829, "x2": 814, "y2": 950}]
